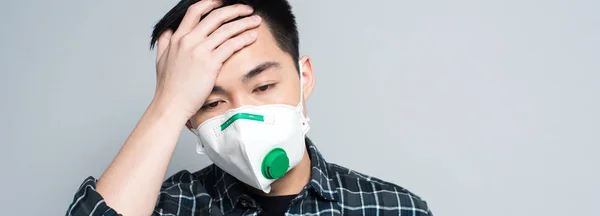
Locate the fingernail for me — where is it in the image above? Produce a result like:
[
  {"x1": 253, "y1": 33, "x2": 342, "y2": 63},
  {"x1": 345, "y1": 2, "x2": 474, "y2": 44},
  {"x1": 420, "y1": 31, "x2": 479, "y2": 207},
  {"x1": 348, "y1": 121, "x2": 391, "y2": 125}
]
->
[
  {"x1": 249, "y1": 31, "x2": 257, "y2": 38},
  {"x1": 252, "y1": 15, "x2": 261, "y2": 21}
]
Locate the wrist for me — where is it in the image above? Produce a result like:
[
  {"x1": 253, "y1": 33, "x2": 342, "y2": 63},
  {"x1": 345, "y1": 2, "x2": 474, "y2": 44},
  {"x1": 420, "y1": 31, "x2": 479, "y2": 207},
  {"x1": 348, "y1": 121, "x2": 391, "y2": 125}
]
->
[{"x1": 146, "y1": 98, "x2": 192, "y2": 126}]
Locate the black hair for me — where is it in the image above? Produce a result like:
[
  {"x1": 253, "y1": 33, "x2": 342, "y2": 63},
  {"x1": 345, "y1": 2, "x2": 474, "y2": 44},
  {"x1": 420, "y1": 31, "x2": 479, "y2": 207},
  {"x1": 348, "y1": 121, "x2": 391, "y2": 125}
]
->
[{"x1": 149, "y1": 0, "x2": 299, "y2": 70}]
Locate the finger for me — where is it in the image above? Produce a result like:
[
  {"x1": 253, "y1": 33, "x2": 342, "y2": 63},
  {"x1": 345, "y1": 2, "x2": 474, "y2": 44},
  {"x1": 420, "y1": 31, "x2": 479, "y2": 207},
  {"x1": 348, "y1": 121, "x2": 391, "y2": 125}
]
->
[
  {"x1": 172, "y1": 0, "x2": 222, "y2": 40},
  {"x1": 156, "y1": 29, "x2": 173, "y2": 62},
  {"x1": 191, "y1": 4, "x2": 254, "y2": 40},
  {"x1": 201, "y1": 15, "x2": 261, "y2": 50},
  {"x1": 212, "y1": 30, "x2": 257, "y2": 63}
]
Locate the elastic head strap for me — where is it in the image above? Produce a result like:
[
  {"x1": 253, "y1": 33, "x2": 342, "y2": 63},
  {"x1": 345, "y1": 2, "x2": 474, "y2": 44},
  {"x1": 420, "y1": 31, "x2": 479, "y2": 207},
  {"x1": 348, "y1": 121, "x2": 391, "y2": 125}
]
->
[{"x1": 298, "y1": 60, "x2": 311, "y2": 134}]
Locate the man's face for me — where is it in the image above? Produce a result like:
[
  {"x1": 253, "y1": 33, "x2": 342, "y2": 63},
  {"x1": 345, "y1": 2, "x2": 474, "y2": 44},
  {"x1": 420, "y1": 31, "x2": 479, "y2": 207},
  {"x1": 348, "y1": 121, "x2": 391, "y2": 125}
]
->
[{"x1": 188, "y1": 23, "x2": 315, "y2": 128}]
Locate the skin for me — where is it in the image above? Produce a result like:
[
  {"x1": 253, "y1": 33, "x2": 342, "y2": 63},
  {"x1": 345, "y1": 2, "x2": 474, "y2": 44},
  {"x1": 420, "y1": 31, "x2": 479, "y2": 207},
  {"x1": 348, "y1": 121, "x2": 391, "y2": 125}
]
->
[{"x1": 93, "y1": 1, "x2": 315, "y2": 215}]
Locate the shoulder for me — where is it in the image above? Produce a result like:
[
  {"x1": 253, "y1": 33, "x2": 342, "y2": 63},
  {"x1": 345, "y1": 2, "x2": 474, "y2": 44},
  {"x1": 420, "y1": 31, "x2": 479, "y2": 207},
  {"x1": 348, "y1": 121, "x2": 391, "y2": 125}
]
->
[
  {"x1": 155, "y1": 165, "x2": 218, "y2": 215},
  {"x1": 159, "y1": 167, "x2": 214, "y2": 198},
  {"x1": 328, "y1": 163, "x2": 433, "y2": 215},
  {"x1": 162, "y1": 164, "x2": 217, "y2": 187}
]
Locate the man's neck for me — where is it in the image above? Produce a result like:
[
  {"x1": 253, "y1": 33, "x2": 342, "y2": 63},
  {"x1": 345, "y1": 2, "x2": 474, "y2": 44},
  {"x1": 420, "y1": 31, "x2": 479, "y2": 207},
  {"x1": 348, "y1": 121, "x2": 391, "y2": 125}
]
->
[{"x1": 252, "y1": 147, "x2": 311, "y2": 196}]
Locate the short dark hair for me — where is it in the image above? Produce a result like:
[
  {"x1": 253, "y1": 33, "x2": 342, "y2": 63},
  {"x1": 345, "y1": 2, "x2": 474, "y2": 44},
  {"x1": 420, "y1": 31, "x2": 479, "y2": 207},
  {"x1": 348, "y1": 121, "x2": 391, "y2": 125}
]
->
[{"x1": 150, "y1": 0, "x2": 299, "y2": 69}]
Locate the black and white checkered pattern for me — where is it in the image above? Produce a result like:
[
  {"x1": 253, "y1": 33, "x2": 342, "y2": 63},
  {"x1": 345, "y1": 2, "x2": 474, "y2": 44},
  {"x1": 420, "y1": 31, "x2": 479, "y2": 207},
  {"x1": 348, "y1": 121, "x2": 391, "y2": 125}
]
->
[{"x1": 66, "y1": 138, "x2": 433, "y2": 216}]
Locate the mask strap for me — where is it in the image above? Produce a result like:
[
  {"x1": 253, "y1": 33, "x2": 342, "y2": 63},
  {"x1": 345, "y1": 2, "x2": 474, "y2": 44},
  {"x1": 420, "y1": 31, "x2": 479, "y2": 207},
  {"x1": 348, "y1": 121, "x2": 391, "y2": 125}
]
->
[{"x1": 298, "y1": 60, "x2": 311, "y2": 134}]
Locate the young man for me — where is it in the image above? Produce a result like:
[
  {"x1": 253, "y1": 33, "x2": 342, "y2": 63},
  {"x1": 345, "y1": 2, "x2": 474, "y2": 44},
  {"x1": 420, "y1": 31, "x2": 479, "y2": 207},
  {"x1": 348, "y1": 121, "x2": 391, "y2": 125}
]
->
[{"x1": 66, "y1": 0, "x2": 433, "y2": 215}]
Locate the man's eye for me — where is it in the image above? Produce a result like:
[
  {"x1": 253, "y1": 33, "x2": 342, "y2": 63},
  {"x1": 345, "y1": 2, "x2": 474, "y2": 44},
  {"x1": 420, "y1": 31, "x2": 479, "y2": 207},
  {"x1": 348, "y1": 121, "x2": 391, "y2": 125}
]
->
[
  {"x1": 254, "y1": 84, "x2": 275, "y2": 92},
  {"x1": 201, "y1": 101, "x2": 221, "y2": 110}
]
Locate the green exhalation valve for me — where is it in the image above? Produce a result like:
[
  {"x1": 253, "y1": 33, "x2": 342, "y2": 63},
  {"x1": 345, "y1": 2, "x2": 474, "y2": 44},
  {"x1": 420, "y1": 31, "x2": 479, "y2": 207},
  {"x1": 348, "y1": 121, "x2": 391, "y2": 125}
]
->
[{"x1": 261, "y1": 148, "x2": 290, "y2": 179}]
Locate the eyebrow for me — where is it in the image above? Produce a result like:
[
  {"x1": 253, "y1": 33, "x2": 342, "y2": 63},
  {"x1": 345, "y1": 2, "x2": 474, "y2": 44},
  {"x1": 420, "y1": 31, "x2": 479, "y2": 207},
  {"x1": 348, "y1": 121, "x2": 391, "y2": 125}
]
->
[
  {"x1": 211, "y1": 61, "x2": 281, "y2": 94},
  {"x1": 211, "y1": 85, "x2": 225, "y2": 94},
  {"x1": 241, "y1": 61, "x2": 281, "y2": 83}
]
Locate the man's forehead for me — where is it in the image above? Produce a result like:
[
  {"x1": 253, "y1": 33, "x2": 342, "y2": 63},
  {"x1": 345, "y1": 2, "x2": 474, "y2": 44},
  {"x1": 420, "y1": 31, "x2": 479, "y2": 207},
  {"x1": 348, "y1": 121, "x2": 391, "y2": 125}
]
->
[{"x1": 219, "y1": 24, "x2": 291, "y2": 77}]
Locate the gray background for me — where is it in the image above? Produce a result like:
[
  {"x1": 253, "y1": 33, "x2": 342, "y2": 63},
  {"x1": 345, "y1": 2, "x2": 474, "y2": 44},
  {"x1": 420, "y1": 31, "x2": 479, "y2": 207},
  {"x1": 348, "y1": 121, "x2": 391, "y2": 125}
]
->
[{"x1": 1, "y1": 0, "x2": 599, "y2": 215}]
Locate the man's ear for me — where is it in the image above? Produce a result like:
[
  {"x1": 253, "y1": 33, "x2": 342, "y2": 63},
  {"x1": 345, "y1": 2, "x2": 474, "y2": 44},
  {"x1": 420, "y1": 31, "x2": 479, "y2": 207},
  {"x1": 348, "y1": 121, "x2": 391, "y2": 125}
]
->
[{"x1": 299, "y1": 56, "x2": 315, "y2": 101}]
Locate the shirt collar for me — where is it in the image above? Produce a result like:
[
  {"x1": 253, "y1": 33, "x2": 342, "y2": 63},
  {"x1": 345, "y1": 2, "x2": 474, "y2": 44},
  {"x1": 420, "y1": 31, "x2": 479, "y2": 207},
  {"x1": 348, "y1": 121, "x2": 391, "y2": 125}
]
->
[
  {"x1": 304, "y1": 137, "x2": 338, "y2": 201},
  {"x1": 211, "y1": 137, "x2": 338, "y2": 214}
]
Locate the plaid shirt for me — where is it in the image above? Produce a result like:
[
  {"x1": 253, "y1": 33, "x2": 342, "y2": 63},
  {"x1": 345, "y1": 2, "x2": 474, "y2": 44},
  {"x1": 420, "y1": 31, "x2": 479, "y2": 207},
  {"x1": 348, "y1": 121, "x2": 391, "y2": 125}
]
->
[{"x1": 66, "y1": 138, "x2": 433, "y2": 216}]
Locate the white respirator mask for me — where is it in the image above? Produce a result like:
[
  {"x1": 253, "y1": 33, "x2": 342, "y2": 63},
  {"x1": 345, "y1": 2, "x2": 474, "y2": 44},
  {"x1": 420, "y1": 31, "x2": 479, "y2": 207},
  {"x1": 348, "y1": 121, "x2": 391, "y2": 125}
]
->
[{"x1": 191, "y1": 60, "x2": 310, "y2": 193}]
